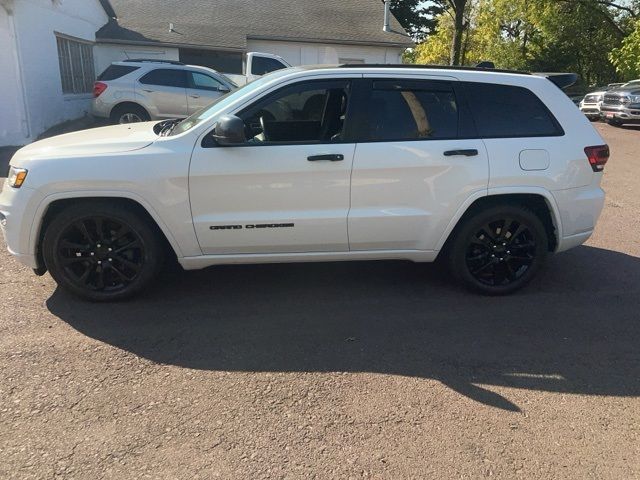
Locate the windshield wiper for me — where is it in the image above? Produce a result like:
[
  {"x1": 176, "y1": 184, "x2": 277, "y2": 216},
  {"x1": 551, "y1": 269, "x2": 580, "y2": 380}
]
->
[{"x1": 157, "y1": 119, "x2": 181, "y2": 137}]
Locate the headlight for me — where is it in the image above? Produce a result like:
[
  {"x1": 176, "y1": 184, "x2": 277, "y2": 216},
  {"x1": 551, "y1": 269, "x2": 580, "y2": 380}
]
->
[
  {"x1": 629, "y1": 95, "x2": 640, "y2": 104},
  {"x1": 7, "y1": 166, "x2": 28, "y2": 188}
]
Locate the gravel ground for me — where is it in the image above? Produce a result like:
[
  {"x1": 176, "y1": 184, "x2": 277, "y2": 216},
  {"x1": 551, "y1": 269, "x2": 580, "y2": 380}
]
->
[{"x1": 1, "y1": 123, "x2": 639, "y2": 479}]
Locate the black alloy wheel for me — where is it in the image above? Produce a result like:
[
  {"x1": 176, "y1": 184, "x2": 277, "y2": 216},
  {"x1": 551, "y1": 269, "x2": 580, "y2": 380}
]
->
[
  {"x1": 449, "y1": 205, "x2": 548, "y2": 295},
  {"x1": 43, "y1": 202, "x2": 164, "y2": 301},
  {"x1": 57, "y1": 216, "x2": 144, "y2": 291}
]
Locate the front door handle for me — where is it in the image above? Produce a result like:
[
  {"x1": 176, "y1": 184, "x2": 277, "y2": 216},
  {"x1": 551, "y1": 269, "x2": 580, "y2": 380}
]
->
[
  {"x1": 142, "y1": 89, "x2": 154, "y2": 93},
  {"x1": 444, "y1": 149, "x2": 479, "y2": 157},
  {"x1": 189, "y1": 94, "x2": 200, "y2": 98},
  {"x1": 307, "y1": 154, "x2": 344, "y2": 162}
]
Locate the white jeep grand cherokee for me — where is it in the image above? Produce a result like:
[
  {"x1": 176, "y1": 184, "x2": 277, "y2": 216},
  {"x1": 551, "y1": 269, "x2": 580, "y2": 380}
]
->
[{"x1": 1, "y1": 65, "x2": 608, "y2": 301}]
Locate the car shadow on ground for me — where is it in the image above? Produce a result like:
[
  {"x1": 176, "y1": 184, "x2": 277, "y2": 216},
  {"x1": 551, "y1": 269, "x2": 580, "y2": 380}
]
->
[{"x1": 47, "y1": 245, "x2": 640, "y2": 411}]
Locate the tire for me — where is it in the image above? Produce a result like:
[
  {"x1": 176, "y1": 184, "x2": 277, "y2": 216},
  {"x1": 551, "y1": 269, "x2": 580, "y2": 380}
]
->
[
  {"x1": 110, "y1": 104, "x2": 150, "y2": 124},
  {"x1": 42, "y1": 201, "x2": 164, "y2": 301},
  {"x1": 447, "y1": 204, "x2": 548, "y2": 295},
  {"x1": 607, "y1": 119, "x2": 623, "y2": 127}
]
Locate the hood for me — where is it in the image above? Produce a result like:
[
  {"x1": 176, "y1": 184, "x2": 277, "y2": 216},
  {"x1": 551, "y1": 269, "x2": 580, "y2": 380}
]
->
[
  {"x1": 608, "y1": 86, "x2": 640, "y2": 95},
  {"x1": 13, "y1": 122, "x2": 159, "y2": 162}
]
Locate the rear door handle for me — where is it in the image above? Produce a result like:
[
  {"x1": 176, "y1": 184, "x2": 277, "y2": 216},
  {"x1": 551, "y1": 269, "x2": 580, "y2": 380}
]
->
[
  {"x1": 142, "y1": 89, "x2": 154, "y2": 93},
  {"x1": 443, "y1": 149, "x2": 479, "y2": 157},
  {"x1": 307, "y1": 154, "x2": 344, "y2": 162}
]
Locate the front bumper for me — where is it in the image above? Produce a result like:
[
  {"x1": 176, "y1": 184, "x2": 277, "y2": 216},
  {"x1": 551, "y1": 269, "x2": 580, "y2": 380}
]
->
[
  {"x1": 600, "y1": 104, "x2": 640, "y2": 123},
  {"x1": 579, "y1": 104, "x2": 601, "y2": 118},
  {"x1": 0, "y1": 180, "x2": 41, "y2": 269}
]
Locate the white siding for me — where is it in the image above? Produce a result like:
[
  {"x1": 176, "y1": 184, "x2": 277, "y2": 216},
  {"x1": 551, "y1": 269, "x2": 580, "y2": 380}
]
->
[
  {"x1": 0, "y1": 5, "x2": 27, "y2": 146},
  {"x1": 94, "y1": 44, "x2": 180, "y2": 75},
  {"x1": 247, "y1": 39, "x2": 404, "y2": 66},
  {"x1": 7, "y1": 0, "x2": 108, "y2": 144}
]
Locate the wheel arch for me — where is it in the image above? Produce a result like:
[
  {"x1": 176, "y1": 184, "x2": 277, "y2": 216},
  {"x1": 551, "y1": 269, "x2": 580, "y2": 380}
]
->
[
  {"x1": 437, "y1": 188, "x2": 561, "y2": 255},
  {"x1": 109, "y1": 101, "x2": 151, "y2": 122},
  {"x1": 31, "y1": 193, "x2": 183, "y2": 271}
]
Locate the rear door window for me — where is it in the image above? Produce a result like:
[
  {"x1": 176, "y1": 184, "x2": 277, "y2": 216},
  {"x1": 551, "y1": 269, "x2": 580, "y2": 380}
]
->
[
  {"x1": 97, "y1": 65, "x2": 140, "y2": 81},
  {"x1": 463, "y1": 82, "x2": 563, "y2": 137},
  {"x1": 139, "y1": 69, "x2": 188, "y2": 88},
  {"x1": 363, "y1": 79, "x2": 459, "y2": 141}
]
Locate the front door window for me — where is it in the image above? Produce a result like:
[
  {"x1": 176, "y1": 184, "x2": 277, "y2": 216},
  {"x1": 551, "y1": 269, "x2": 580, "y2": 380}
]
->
[{"x1": 238, "y1": 80, "x2": 351, "y2": 144}]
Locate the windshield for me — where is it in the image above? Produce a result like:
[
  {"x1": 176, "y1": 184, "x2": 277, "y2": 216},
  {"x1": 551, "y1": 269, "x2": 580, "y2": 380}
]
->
[{"x1": 170, "y1": 68, "x2": 301, "y2": 136}]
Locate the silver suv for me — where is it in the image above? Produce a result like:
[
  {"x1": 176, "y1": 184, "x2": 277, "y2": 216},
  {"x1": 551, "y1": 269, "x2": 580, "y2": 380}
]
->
[{"x1": 91, "y1": 60, "x2": 237, "y2": 124}]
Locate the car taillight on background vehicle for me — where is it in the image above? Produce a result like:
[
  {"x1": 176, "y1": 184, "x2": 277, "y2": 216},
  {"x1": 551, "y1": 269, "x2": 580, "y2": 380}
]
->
[
  {"x1": 93, "y1": 82, "x2": 108, "y2": 98},
  {"x1": 585, "y1": 145, "x2": 610, "y2": 172}
]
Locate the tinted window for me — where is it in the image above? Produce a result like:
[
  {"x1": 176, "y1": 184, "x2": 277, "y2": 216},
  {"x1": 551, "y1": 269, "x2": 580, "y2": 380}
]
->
[
  {"x1": 463, "y1": 82, "x2": 562, "y2": 137},
  {"x1": 189, "y1": 72, "x2": 225, "y2": 91},
  {"x1": 251, "y1": 57, "x2": 287, "y2": 76},
  {"x1": 239, "y1": 81, "x2": 350, "y2": 143},
  {"x1": 97, "y1": 65, "x2": 139, "y2": 81},
  {"x1": 139, "y1": 69, "x2": 187, "y2": 88},
  {"x1": 365, "y1": 80, "x2": 458, "y2": 141}
]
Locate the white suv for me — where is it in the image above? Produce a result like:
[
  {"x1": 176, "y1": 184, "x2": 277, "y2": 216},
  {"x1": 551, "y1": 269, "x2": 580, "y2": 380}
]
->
[
  {"x1": 91, "y1": 60, "x2": 237, "y2": 124},
  {"x1": 1, "y1": 65, "x2": 607, "y2": 301}
]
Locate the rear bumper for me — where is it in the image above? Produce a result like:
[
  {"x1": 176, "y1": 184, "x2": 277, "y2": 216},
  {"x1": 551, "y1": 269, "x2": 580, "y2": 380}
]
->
[
  {"x1": 552, "y1": 182, "x2": 605, "y2": 253},
  {"x1": 90, "y1": 98, "x2": 111, "y2": 119}
]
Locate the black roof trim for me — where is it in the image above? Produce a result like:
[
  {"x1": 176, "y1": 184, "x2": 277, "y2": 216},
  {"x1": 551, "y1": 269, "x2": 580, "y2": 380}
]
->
[
  {"x1": 122, "y1": 59, "x2": 185, "y2": 65},
  {"x1": 339, "y1": 64, "x2": 531, "y2": 75},
  {"x1": 532, "y1": 73, "x2": 579, "y2": 90}
]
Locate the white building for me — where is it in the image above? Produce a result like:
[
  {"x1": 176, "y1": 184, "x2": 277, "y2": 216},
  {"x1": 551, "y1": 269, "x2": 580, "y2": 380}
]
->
[{"x1": 0, "y1": 0, "x2": 412, "y2": 146}]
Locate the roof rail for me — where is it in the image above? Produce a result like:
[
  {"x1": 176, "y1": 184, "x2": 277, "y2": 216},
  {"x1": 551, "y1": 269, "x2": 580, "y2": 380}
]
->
[
  {"x1": 338, "y1": 63, "x2": 530, "y2": 75},
  {"x1": 122, "y1": 59, "x2": 185, "y2": 66}
]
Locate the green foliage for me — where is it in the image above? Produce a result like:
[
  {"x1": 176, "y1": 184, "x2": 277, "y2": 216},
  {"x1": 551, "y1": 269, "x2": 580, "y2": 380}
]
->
[
  {"x1": 610, "y1": 20, "x2": 640, "y2": 79},
  {"x1": 390, "y1": 0, "x2": 445, "y2": 41},
  {"x1": 412, "y1": 0, "x2": 627, "y2": 85}
]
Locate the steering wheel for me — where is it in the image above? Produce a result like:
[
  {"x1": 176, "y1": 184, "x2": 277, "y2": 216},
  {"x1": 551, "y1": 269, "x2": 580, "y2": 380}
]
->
[{"x1": 259, "y1": 115, "x2": 270, "y2": 142}]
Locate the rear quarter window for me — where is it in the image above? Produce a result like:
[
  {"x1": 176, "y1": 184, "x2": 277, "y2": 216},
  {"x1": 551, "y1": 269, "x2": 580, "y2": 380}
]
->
[
  {"x1": 97, "y1": 65, "x2": 140, "y2": 81},
  {"x1": 463, "y1": 82, "x2": 563, "y2": 138}
]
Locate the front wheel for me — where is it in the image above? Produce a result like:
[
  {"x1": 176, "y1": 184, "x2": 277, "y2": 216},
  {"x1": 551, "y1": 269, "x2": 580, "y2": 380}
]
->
[
  {"x1": 42, "y1": 202, "x2": 164, "y2": 301},
  {"x1": 448, "y1": 205, "x2": 548, "y2": 295}
]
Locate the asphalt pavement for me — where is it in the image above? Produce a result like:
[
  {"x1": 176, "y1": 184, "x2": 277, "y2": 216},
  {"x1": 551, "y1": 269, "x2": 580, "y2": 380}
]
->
[{"x1": 0, "y1": 123, "x2": 638, "y2": 479}]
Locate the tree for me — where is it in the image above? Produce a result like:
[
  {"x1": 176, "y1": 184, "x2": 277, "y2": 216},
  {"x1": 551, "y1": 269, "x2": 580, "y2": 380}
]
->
[
  {"x1": 414, "y1": 0, "x2": 624, "y2": 84},
  {"x1": 447, "y1": 0, "x2": 471, "y2": 65},
  {"x1": 610, "y1": 19, "x2": 640, "y2": 78},
  {"x1": 389, "y1": 0, "x2": 445, "y2": 42}
]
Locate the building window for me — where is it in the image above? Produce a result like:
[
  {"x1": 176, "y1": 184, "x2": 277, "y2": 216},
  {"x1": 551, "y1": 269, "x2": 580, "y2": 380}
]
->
[{"x1": 56, "y1": 35, "x2": 96, "y2": 94}]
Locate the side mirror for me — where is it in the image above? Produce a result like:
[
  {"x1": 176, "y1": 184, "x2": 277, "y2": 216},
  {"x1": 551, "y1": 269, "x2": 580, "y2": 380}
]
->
[
  {"x1": 212, "y1": 115, "x2": 246, "y2": 146},
  {"x1": 218, "y1": 85, "x2": 231, "y2": 93}
]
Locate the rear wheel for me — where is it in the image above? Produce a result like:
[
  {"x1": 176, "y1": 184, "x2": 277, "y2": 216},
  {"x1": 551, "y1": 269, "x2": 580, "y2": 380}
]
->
[
  {"x1": 448, "y1": 205, "x2": 548, "y2": 295},
  {"x1": 110, "y1": 104, "x2": 150, "y2": 124},
  {"x1": 42, "y1": 202, "x2": 164, "y2": 301},
  {"x1": 607, "y1": 118, "x2": 623, "y2": 127}
]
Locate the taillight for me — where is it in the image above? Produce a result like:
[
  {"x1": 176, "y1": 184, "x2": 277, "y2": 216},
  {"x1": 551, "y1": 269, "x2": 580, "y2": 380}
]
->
[
  {"x1": 584, "y1": 145, "x2": 609, "y2": 172},
  {"x1": 93, "y1": 81, "x2": 108, "y2": 98}
]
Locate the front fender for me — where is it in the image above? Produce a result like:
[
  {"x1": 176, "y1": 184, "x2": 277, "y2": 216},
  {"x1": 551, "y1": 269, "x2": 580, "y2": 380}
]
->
[{"x1": 29, "y1": 190, "x2": 190, "y2": 263}]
